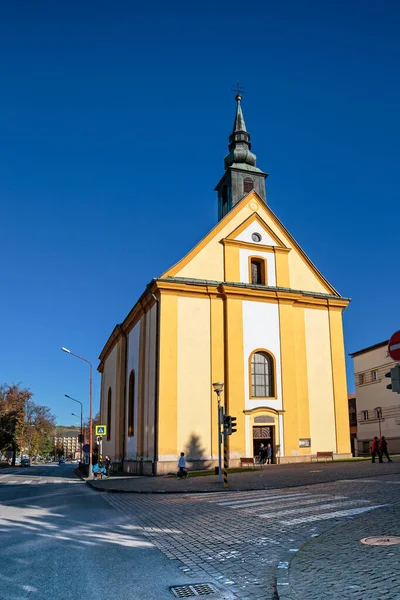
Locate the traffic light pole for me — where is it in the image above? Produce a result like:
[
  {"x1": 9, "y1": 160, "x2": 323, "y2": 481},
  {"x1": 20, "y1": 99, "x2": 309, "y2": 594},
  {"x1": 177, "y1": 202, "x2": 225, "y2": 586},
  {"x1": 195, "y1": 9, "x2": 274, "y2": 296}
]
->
[
  {"x1": 217, "y1": 397, "x2": 223, "y2": 484},
  {"x1": 223, "y1": 429, "x2": 228, "y2": 488}
]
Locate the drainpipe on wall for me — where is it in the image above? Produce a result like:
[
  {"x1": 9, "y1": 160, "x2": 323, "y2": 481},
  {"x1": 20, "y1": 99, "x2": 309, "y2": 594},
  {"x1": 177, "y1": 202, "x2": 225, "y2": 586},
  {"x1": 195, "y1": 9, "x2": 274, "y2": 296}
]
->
[
  {"x1": 146, "y1": 283, "x2": 160, "y2": 477},
  {"x1": 117, "y1": 324, "x2": 128, "y2": 473}
]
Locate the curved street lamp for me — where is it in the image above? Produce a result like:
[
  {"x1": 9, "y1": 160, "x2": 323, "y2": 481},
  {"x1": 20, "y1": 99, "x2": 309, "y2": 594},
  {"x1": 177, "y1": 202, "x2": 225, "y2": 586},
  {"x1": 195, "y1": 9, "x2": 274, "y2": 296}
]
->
[
  {"x1": 212, "y1": 382, "x2": 224, "y2": 484},
  {"x1": 61, "y1": 347, "x2": 93, "y2": 478}
]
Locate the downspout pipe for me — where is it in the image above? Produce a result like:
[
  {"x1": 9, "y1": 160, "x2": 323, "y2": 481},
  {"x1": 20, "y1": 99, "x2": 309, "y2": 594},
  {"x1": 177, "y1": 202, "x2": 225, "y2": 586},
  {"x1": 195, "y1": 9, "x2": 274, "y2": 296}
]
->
[
  {"x1": 117, "y1": 323, "x2": 128, "y2": 473},
  {"x1": 146, "y1": 282, "x2": 160, "y2": 477}
]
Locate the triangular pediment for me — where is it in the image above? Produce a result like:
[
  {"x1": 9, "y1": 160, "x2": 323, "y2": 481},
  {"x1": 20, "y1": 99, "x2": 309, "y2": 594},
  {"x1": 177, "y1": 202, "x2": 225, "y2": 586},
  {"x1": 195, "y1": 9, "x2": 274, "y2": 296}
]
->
[
  {"x1": 162, "y1": 191, "x2": 340, "y2": 297},
  {"x1": 225, "y1": 212, "x2": 287, "y2": 248}
]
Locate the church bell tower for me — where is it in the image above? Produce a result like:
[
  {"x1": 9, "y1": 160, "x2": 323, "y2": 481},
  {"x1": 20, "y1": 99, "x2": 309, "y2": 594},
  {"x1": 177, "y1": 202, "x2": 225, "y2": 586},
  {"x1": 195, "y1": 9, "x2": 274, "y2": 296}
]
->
[{"x1": 215, "y1": 93, "x2": 268, "y2": 221}]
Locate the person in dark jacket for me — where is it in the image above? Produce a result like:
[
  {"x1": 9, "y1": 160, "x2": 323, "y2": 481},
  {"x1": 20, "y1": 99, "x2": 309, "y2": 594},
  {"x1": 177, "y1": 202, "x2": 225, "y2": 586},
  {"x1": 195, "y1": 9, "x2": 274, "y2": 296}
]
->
[
  {"x1": 378, "y1": 437, "x2": 392, "y2": 463},
  {"x1": 105, "y1": 455, "x2": 112, "y2": 476},
  {"x1": 259, "y1": 443, "x2": 266, "y2": 464},
  {"x1": 266, "y1": 443, "x2": 272, "y2": 465},
  {"x1": 371, "y1": 437, "x2": 379, "y2": 463}
]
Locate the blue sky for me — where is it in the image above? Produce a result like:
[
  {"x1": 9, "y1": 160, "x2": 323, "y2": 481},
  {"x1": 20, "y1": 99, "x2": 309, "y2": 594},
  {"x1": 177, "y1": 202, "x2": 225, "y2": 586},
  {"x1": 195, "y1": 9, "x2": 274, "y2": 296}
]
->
[{"x1": 1, "y1": 1, "x2": 399, "y2": 424}]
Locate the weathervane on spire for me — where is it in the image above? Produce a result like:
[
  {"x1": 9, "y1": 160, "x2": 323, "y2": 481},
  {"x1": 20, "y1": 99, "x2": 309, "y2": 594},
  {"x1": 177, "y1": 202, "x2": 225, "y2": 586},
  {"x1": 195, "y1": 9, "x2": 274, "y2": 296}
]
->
[{"x1": 231, "y1": 82, "x2": 245, "y2": 100}]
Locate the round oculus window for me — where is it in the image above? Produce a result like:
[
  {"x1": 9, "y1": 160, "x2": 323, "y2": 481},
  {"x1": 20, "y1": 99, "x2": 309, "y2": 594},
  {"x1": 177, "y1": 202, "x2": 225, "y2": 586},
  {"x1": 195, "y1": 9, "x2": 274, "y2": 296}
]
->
[{"x1": 251, "y1": 232, "x2": 262, "y2": 243}]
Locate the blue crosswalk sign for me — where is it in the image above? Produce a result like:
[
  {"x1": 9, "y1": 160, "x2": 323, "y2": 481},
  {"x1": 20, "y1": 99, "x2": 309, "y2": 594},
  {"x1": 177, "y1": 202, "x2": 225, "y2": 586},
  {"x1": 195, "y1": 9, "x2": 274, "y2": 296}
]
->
[{"x1": 95, "y1": 425, "x2": 106, "y2": 436}]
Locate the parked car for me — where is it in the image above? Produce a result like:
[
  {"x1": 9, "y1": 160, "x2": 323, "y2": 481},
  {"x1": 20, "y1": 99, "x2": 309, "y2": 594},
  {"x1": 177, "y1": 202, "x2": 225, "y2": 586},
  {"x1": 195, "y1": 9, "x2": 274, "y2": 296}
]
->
[
  {"x1": 58, "y1": 458, "x2": 66, "y2": 465},
  {"x1": 45, "y1": 457, "x2": 52, "y2": 463},
  {"x1": 21, "y1": 458, "x2": 31, "y2": 467}
]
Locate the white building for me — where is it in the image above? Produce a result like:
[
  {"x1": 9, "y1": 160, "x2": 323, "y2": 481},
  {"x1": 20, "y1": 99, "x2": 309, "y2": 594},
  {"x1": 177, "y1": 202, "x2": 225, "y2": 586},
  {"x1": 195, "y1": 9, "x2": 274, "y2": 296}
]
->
[{"x1": 350, "y1": 340, "x2": 400, "y2": 455}]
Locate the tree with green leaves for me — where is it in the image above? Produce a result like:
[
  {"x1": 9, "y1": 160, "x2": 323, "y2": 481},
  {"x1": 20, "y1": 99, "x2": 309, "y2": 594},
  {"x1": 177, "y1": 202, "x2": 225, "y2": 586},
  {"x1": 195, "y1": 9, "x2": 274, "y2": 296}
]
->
[
  {"x1": 18, "y1": 401, "x2": 56, "y2": 458},
  {"x1": 0, "y1": 384, "x2": 31, "y2": 465}
]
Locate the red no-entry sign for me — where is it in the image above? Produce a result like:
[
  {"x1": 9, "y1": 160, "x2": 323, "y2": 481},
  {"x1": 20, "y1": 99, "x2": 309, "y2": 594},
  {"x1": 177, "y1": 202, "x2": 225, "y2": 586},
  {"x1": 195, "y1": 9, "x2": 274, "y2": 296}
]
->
[{"x1": 388, "y1": 331, "x2": 400, "y2": 362}]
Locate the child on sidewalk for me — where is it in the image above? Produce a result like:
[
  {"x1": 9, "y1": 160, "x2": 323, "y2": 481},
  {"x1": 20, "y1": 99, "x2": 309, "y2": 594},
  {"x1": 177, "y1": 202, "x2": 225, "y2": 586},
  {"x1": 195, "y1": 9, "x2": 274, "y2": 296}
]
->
[{"x1": 177, "y1": 452, "x2": 189, "y2": 478}]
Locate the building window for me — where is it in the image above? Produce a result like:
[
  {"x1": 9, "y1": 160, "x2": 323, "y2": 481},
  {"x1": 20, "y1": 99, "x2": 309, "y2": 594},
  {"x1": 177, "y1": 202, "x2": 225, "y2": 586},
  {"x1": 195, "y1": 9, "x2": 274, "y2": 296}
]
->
[
  {"x1": 107, "y1": 387, "x2": 112, "y2": 441},
  {"x1": 362, "y1": 410, "x2": 368, "y2": 421},
  {"x1": 375, "y1": 407, "x2": 382, "y2": 420},
  {"x1": 358, "y1": 373, "x2": 365, "y2": 385},
  {"x1": 250, "y1": 258, "x2": 266, "y2": 285},
  {"x1": 251, "y1": 232, "x2": 262, "y2": 243},
  {"x1": 243, "y1": 177, "x2": 254, "y2": 194},
  {"x1": 128, "y1": 370, "x2": 135, "y2": 437},
  {"x1": 251, "y1": 351, "x2": 275, "y2": 398},
  {"x1": 371, "y1": 370, "x2": 377, "y2": 381}
]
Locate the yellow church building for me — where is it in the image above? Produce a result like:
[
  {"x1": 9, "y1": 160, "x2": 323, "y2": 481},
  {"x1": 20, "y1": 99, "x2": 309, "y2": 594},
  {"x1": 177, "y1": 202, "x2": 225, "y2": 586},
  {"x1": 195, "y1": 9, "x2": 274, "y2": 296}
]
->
[{"x1": 98, "y1": 94, "x2": 351, "y2": 475}]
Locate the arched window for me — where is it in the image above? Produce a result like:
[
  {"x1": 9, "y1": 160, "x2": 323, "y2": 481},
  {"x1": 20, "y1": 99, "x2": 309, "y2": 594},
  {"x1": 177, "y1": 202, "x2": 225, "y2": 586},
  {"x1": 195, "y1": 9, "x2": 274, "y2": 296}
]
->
[
  {"x1": 107, "y1": 387, "x2": 112, "y2": 441},
  {"x1": 251, "y1": 351, "x2": 275, "y2": 397},
  {"x1": 244, "y1": 177, "x2": 254, "y2": 194},
  {"x1": 250, "y1": 258, "x2": 266, "y2": 285},
  {"x1": 128, "y1": 370, "x2": 135, "y2": 437}
]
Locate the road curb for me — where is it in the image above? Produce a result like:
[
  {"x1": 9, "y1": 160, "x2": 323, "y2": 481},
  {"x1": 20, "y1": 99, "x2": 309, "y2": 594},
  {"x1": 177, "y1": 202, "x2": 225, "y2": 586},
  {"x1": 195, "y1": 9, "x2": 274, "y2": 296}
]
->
[
  {"x1": 73, "y1": 468, "x2": 399, "y2": 495},
  {"x1": 275, "y1": 555, "x2": 297, "y2": 600}
]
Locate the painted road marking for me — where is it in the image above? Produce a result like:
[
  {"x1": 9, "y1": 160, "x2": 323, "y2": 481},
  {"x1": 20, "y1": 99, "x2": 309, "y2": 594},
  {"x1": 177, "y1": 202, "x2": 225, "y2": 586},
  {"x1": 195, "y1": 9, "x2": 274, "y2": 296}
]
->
[
  {"x1": 257, "y1": 500, "x2": 370, "y2": 519},
  {"x1": 22, "y1": 480, "x2": 33, "y2": 484},
  {"x1": 243, "y1": 496, "x2": 348, "y2": 513},
  {"x1": 282, "y1": 504, "x2": 388, "y2": 525},
  {"x1": 212, "y1": 493, "x2": 312, "y2": 506}
]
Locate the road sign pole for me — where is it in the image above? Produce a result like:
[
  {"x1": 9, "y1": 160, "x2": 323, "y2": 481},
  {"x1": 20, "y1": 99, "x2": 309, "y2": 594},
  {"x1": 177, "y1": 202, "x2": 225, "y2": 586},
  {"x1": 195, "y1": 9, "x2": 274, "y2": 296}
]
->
[{"x1": 99, "y1": 437, "x2": 103, "y2": 467}]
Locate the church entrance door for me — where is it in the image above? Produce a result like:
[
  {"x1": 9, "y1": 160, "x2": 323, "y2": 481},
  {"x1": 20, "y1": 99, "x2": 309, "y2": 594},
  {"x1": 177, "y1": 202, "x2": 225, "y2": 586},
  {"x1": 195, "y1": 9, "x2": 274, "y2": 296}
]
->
[{"x1": 253, "y1": 425, "x2": 275, "y2": 464}]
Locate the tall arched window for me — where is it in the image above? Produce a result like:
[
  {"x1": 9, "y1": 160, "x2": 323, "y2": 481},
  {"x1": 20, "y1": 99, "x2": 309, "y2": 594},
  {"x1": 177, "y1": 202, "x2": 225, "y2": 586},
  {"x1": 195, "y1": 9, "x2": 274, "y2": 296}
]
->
[
  {"x1": 251, "y1": 351, "x2": 275, "y2": 397},
  {"x1": 128, "y1": 370, "x2": 135, "y2": 437},
  {"x1": 243, "y1": 177, "x2": 254, "y2": 194},
  {"x1": 107, "y1": 387, "x2": 112, "y2": 441}
]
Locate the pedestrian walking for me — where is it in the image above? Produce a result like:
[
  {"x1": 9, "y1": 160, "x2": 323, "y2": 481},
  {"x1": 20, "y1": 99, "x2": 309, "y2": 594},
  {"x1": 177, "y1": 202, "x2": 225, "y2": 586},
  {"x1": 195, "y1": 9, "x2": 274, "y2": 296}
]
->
[
  {"x1": 105, "y1": 455, "x2": 111, "y2": 476},
  {"x1": 266, "y1": 443, "x2": 272, "y2": 465},
  {"x1": 378, "y1": 436, "x2": 392, "y2": 463},
  {"x1": 177, "y1": 452, "x2": 189, "y2": 478},
  {"x1": 371, "y1": 437, "x2": 379, "y2": 463}
]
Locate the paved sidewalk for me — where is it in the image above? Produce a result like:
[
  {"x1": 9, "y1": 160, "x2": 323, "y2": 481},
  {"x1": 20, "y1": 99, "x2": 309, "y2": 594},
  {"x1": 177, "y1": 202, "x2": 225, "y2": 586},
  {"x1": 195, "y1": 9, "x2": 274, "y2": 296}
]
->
[
  {"x1": 86, "y1": 460, "x2": 400, "y2": 494},
  {"x1": 285, "y1": 503, "x2": 400, "y2": 600}
]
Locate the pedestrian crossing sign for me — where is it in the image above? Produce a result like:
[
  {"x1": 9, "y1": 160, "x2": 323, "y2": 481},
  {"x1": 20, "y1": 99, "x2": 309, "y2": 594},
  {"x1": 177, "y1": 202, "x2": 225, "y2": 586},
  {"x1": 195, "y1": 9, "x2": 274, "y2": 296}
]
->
[{"x1": 95, "y1": 425, "x2": 107, "y2": 436}]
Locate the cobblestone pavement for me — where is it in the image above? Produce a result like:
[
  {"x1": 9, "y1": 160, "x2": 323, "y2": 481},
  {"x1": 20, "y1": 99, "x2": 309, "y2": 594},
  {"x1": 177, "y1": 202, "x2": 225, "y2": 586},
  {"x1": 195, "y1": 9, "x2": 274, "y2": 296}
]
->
[
  {"x1": 102, "y1": 475, "x2": 400, "y2": 600},
  {"x1": 287, "y1": 478, "x2": 400, "y2": 600},
  {"x1": 89, "y1": 460, "x2": 400, "y2": 493}
]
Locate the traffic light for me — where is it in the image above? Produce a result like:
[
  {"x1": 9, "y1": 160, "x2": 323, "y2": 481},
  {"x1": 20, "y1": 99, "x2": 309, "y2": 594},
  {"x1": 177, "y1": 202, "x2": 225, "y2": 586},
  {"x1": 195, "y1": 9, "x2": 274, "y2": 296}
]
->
[
  {"x1": 223, "y1": 415, "x2": 237, "y2": 435},
  {"x1": 385, "y1": 365, "x2": 400, "y2": 393}
]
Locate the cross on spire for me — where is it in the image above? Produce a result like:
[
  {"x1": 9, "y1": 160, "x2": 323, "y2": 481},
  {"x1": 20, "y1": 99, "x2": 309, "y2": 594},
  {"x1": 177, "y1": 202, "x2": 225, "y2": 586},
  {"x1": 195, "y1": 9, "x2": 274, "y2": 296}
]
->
[{"x1": 231, "y1": 82, "x2": 245, "y2": 99}]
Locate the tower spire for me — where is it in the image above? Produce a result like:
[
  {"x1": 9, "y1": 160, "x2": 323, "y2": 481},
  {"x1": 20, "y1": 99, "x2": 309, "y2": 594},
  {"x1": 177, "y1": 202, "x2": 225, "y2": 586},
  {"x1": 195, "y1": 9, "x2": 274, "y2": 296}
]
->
[
  {"x1": 225, "y1": 93, "x2": 256, "y2": 169},
  {"x1": 215, "y1": 91, "x2": 268, "y2": 220}
]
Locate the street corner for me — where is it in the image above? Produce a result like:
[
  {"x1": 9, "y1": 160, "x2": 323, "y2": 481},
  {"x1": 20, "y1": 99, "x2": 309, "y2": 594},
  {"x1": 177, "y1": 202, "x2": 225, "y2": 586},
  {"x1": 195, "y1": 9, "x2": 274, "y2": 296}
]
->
[{"x1": 283, "y1": 504, "x2": 400, "y2": 600}]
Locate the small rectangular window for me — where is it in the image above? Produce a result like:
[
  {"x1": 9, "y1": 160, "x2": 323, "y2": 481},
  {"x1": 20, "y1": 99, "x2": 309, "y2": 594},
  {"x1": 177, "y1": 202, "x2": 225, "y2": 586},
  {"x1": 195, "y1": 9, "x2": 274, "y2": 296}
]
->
[
  {"x1": 362, "y1": 410, "x2": 368, "y2": 421},
  {"x1": 358, "y1": 373, "x2": 365, "y2": 385},
  {"x1": 371, "y1": 370, "x2": 377, "y2": 381},
  {"x1": 250, "y1": 258, "x2": 266, "y2": 285}
]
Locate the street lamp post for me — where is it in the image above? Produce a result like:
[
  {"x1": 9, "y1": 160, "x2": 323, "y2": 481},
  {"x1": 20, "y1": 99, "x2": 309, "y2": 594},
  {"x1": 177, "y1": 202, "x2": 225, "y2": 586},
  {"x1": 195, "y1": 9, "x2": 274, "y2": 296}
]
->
[
  {"x1": 71, "y1": 413, "x2": 83, "y2": 462},
  {"x1": 62, "y1": 347, "x2": 93, "y2": 478},
  {"x1": 65, "y1": 394, "x2": 83, "y2": 463},
  {"x1": 212, "y1": 382, "x2": 224, "y2": 484}
]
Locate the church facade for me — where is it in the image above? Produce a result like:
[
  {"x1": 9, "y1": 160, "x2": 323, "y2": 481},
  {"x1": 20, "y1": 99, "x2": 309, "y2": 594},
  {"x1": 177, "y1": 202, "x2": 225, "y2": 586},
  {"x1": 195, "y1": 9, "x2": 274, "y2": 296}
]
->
[{"x1": 98, "y1": 94, "x2": 351, "y2": 475}]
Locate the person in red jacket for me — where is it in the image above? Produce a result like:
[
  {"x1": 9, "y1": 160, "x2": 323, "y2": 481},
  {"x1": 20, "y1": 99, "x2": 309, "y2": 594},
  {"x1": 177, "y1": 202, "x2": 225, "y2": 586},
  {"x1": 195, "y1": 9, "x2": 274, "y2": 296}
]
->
[{"x1": 371, "y1": 437, "x2": 379, "y2": 463}]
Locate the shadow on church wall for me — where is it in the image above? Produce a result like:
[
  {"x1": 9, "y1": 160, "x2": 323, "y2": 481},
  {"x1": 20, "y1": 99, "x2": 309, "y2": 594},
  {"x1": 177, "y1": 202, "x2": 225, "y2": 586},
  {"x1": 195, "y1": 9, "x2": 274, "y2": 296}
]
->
[{"x1": 185, "y1": 433, "x2": 211, "y2": 470}]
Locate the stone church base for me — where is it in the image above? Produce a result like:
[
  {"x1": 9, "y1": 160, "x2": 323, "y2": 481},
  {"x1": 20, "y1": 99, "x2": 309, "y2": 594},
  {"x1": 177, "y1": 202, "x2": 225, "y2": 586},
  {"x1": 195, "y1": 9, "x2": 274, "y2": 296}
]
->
[{"x1": 122, "y1": 453, "x2": 353, "y2": 476}]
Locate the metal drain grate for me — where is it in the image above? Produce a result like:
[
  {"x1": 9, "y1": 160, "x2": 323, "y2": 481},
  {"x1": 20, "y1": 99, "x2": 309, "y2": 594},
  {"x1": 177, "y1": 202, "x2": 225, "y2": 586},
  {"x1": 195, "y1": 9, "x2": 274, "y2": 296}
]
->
[
  {"x1": 170, "y1": 583, "x2": 218, "y2": 598},
  {"x1": 360, "y1": 536, "x2": 400, "y2": 546}
]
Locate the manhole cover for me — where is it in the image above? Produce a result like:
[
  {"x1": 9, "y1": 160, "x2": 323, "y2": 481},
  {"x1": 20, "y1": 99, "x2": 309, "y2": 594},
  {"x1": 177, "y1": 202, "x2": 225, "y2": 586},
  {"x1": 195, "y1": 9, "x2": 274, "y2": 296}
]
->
[
  {"x1": 360, "y1": 536, "x2": 400, "y2": 546},
  {"x1": 170, "y1": 583, "x2": 218, "y2": 598}
]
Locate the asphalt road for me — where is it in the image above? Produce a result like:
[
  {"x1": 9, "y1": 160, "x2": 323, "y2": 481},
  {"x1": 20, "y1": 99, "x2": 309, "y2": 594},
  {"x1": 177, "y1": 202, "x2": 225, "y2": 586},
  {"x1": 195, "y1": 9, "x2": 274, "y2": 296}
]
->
[{"x1": 0, "y1": 464, "x2": 206, "y2": 600}]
